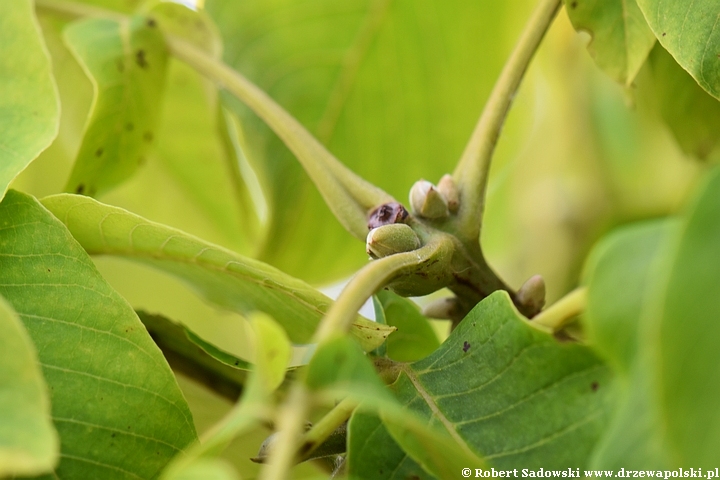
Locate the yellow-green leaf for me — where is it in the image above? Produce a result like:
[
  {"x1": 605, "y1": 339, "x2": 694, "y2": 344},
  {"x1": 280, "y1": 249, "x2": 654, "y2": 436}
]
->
[
  {"x1": 63, "y1": 15, "x2": 169, "y2": 196},
  {"x1": 0, "y1": 0, "x2": 59, "y2": 199},
  {"x1": 0, "y1": 295, "x2": 59, "y2": 477},
  {"x1": 0, "y1": 190, "x2": 197, "y2": 478},
  {"x1": 41, "y1": 193, "x2": 394, "y2": 350}
]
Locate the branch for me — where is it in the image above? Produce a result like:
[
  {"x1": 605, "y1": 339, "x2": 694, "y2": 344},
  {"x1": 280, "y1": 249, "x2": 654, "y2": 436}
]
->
[
  {"x1": 452, "y1": 0, "x2": 562, "y2": 242},
  {"x1": 165, "y1": 36, "x2": 393, "y2": 240}
]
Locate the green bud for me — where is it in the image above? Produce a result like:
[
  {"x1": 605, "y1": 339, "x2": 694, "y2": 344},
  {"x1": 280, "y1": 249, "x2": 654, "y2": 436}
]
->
[
  {"x1": 409, "y1": 180, "x2": 449, "y2": 219},
  {"x1": 366, "y1": 224, "x2": 421, "y2": 259},
  {"x1": 437, "y1": 174, "x2": 459, "y2": 213},
  {"x1": 517, "y1": 274, "x2": 546, "y2": 317}
]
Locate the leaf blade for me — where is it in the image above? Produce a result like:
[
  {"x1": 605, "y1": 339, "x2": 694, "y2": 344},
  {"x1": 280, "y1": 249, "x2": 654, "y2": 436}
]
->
[
  {"x1": 0, "y1": 0, "x2": 59, "y2": 199},
  {"x1": 0, "y1": 190, "x2": 197, "y2": 479},
  {"x1": 0, "y1": 295, "x2": 59, "y2": 477},
  {"x1": 565, "y1": 0, "x2": 656, "y2": 84},
  {"x1": 40, "y1": 193, "x2": 394, "y2": 350},
  {"x1": 63, "y1": 15, "x2": 169, "y2": 196},
  {"x1": 637, "y1": 0, "x2": 720, "y2": 99}
]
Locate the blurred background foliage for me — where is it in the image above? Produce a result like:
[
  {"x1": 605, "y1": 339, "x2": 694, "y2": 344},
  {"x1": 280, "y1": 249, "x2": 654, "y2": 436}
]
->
[{"x1": 12, "y1": 0, "x2": 715, "y2": 474}]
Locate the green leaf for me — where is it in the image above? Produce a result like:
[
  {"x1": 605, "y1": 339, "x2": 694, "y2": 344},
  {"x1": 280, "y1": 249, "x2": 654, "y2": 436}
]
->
[
  {"x1": 0, "y1": 295, "x2": 58, "y2": 477},
  {"x1": 583, "y1": 219, "x2": 676, "y2": 372},
  {"x1": 353, "y1": 292, "x2": 611, "y2": 472},
  {"x1": 584, "y1": 168, "x2": 720, "y2": 468},
  {"x1": 0, "y1": 0, "x2": 59, "y2": 199},
  {"x1": 375, "y1": 290, "x2": 440, "y2": 362},
  {"x1": 564, "y1": 0, "x2": 655, "y2": 85},
  {"x1": 63, "y1": 15, "x2": 169, "y2": 196},
  {"x1": 306, "y1": 336, "x2": 484, "y2": 479},
  {"x1": 582, "y1": 220, "x2": 675, "y2": 468},
  {"x1": 348, "y1": 412, "x2": 433, "y2": 480},
  {"x1": 636, "y1": 0, "x2": 720, "y2": 100},
  {"x1": 143, "y1": 2, "x2": 261, "y2": 252},
  {"x1": 655, "y1": 167, "x2": 720, "y2": 466},
  {"x1": 40, "y1": 193, "x2": 395, "y2": 350},
  {"x1": 206, "y1": 0, "x2": 536, "y2": 283},
  {"x1": 0, "y1": 190, "x2": 197, "y2": 479},
  {"x1": 647, "y1": 44, "x2": 720, "y2": 160}
]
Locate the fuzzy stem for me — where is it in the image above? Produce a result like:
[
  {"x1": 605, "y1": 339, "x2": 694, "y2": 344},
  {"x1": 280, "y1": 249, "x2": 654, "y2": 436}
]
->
[
  {"x1": 532, "y1": 287, "x2": 587, "y2": 331},
  {"x1": 166, "y1": 36, "x2": 393, "y2": 240},
  {"x1": 453, "y1": 0, "x2": 561, "y2": 242}
]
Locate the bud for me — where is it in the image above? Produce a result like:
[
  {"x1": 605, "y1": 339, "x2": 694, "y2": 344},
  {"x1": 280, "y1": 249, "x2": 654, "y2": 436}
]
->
[
  {"x1": 367, "y1": 202, "x2": 409, "y2": 230},
  {"x1": 437, "y1": 174, "x2": 459, "y2": 212},
  {"x1": 422, "y1": 296, "x2": 462, "y2": 320},
  {"x1": 517, "y1": 274, "x2": 546, "y2": 318},
  {"x1": 409, "y1": 180, "x2": 448, "y2": 219},
  {"x1": 366, "y1": 224, "x2": 421, "y2": 259}
]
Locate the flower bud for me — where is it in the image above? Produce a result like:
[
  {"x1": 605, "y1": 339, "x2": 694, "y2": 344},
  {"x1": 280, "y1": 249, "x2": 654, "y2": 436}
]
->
[
  {"x1": 437, "y1": 174, "x2": 459, "y2": 212},
  {"x1": 366, "y1": 224, "x2": 421, "y2": 259},
  {"x1": 517, "y1": 274, "x2": 546, "y2": 318},
  {"x1": 409, "y1": 180, "x2": 448, "y2": 219}
]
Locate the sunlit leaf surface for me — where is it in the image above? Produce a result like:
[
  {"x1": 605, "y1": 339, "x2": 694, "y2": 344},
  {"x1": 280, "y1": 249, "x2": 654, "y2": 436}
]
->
[
  {"x1": 41, "y1": 193, "x2": 394, "y2": 350},
  {"x1": 63, "y1": 15, "x2": 169, "y2": 196},
  {"x1": 0, "y1": 0, "x2": 59, "y2": 200},
  {"x1": 564, "y1": 0, "x2": 655, "y2": 84},
  {"x1": 637, "y1": 0, "x2": 720, "y2": 100},
  {"x1": 0, "y1": 190, "x2": 197, "y2": 479}
]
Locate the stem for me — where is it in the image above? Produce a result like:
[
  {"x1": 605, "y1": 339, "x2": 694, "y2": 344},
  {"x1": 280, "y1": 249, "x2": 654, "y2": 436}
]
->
[
  {"x1": 166, "y1": 36, "x2": 393, "y2": 240},
  {"x1": 532, "y1": 287, "x2": 587, "y2": 331},
  {"x1": 314, "y1": 237, "x2": 447, "y2": 343},
  {"x1": 263, "y1": 237, "x2": 447, "y2": 478},
  {"x1": 298, "y1": 398, "x2": 357, "y2": 461},
  {"x1": 259, "y1": 386, "x2": 310, "y2": 480},
  {"x1": 452, "y1": 0, "x2": 561, "y2": 242},
  {"x1": 35, "y1": 0, "x2": 125, "y2": 21}
]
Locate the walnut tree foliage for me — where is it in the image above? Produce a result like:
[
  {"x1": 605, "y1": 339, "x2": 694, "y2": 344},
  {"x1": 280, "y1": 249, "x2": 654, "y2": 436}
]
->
[{"x1": 1, "y1": 0, "x2": 720, "y2": 478}]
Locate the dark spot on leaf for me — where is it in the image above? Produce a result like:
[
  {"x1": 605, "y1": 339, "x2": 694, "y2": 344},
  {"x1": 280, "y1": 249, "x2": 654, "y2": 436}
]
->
[
  {"x1": 591, "y1": 381, "x2": 599, "y2": 392},
  {"x1": 234, "y1": 361, "x2": 239, "y2": 366},
  {"x1": 111, "y1": 433, "x2": 116, "y2": 438},
  {"x1": 95, "y1": 147, "x2": 103, "y2": 157},
  {"x1": 75, "y1": 184, "x2": 85, "y2": 194},
  {"x1": 376, "y1": 327, "x2": 380, "y2": 331},
  {"x1": 126, "y1": 123, "x2": 134, "y2": 132},
  {"x1": 147, "y1": 18, "x2": 156, "y2": 28},
  {"x1": 662, "y1": 32, "x2": 666, "y2": 37},
  {"x1": 367, "y1": 202, "x2": 409, "y2": 229},
  {"x1": 127, "y1": 426, "x2": 131, "y2": 430},
  {"x1": 47, "y1": 268, "x2": 50, "y2": 272},
  {"x1": 463, "y1": 341, "x2": 470, "y2": 353},
  {"x1": 136, "y1": 49, "x2": 148, "y2": 69},
  {"x1": 143, "y1": 131, "x2": 153, "y2": 142},
  {"x1": 570, "y1": 1, "x2": 577, "y2": 8},
  {"x1": 472, "y1": 322, "x2": 476, "y2": 327}
]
